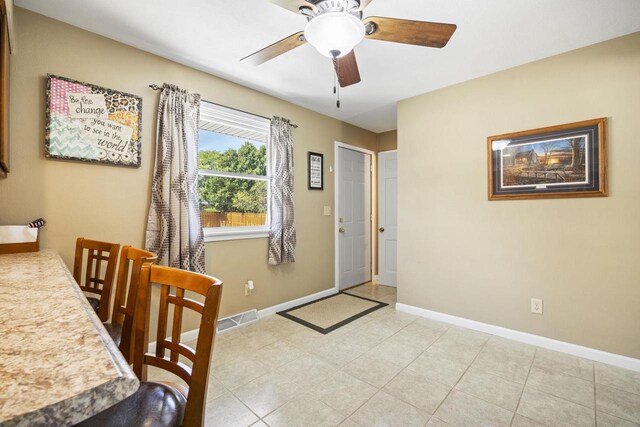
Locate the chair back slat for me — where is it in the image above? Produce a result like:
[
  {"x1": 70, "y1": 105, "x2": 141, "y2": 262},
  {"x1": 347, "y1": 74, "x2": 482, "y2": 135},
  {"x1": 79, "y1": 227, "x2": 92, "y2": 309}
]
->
[
  {"x1": 155, "y1": 284, "x2": 171, "y2": 358},
  {"x1": 73, "y1": 237, "x2": 120, "y2": 322},
  {"x1": 167, "y1": 295, "x2": 204, "y2": 314},
  {"x1": 143, "y1": 354, "x2": 193, "y2": 385},
  {"x1": 170, "y1": 288, "x2": 185, "y2": 363},
  {"x1": 163, "y1": 339, "x2": 196, "y2": 363},
  {"x1": 132, "y1": 263, "x2": 223, "y2": 427},
  {"x1": 84, "y1": 250, "x2": 95, "y2": 290},
  {"x1": 111, "y1": 246, "x2": 157, "y2": 363}
]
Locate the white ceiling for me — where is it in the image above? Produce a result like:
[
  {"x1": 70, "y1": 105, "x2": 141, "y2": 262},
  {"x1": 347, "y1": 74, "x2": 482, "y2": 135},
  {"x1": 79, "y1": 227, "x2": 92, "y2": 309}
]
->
[{"x1": 16, "y1": 0, "x2": 640, "y2": 133}]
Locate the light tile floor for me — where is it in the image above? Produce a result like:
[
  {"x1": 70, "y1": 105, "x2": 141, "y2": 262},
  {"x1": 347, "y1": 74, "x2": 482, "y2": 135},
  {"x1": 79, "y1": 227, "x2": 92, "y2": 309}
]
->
[{"x1": 151, "y1": 283, "x2": 640, "y2": 427}]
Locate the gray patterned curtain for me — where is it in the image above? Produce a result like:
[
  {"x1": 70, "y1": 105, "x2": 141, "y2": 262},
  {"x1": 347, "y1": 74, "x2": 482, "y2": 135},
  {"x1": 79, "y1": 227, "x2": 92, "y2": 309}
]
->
[
  {"x1": 268, "y1": 117, "x2": 296, "y2": 265},
  {"x1": 145, "y1": 84, "x2": 205, "y2": 273}
]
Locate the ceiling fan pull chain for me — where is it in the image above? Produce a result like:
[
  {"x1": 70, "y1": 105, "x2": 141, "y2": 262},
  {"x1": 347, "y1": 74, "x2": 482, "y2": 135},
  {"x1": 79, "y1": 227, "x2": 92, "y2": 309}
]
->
[{"x1": 336, "y1": 59, "x2": 341, "y2": 108}]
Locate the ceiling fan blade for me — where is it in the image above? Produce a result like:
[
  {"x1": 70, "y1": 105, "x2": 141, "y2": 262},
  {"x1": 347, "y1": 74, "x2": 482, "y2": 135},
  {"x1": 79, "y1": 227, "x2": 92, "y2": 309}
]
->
[
  {"x1": 333, "y1": 50, "x2": 361, "y2": 88},
  {"x1": 358, "y1": 0, "x2": 374, "y2": 10},
  {"x1": 269, "y1": 0, "x2": 317, "y2": 14},
  {"x1": 241, "y1": 31, "x2": 306, "y2": 66},
  {"x1": 363, "y1": 16, "x2": 457, "y2": 48}
]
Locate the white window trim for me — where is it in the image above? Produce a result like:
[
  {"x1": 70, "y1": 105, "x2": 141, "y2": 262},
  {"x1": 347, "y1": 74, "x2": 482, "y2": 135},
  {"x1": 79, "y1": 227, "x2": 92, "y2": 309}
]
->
[
  {"x1": 198, "y1": 101, "x2": 271, "y2": 241},
  {"x1": 203, "y1": 228, "x2": 269, "y2": 242}
]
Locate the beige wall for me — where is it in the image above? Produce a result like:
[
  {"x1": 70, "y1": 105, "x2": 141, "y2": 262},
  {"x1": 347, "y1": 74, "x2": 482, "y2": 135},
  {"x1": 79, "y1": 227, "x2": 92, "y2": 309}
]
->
[
  {"x1": 0, "y1": 9, "x2": 376, "y2": 320},
  {"x1": 398, "y1": 33, "x2": 640, "y2": 359},
  {"x1": 376, "y1": 130, "x2": 397, "y2": 152}
]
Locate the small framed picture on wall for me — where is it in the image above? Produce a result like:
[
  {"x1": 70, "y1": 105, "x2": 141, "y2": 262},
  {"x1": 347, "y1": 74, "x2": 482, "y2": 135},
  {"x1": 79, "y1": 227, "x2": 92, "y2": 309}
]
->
[{"x1": 308, "y1": 151, "x2": 323, "y2": 190}]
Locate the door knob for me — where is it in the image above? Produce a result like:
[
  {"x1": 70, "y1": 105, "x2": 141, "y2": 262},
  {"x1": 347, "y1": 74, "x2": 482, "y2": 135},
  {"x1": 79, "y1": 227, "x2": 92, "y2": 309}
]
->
[
  {"x1": 339, "y1": 227, "x2": 345, "y2": 233},
  {"x1": 379, "y1": 227, "x2": 385, "y2": 232}
]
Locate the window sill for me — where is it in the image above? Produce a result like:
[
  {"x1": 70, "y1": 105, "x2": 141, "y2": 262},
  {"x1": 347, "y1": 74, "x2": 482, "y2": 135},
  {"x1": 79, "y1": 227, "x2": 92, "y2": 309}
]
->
[{"x1": 203, "y1": 229, "x2": 269, "y2": 242}]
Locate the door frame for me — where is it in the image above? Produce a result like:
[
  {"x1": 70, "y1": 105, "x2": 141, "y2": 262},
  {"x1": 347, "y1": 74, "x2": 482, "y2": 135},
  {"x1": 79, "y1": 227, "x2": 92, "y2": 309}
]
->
[{"x1": 334, "y1": 141, "x2": 376, "y2": 292}]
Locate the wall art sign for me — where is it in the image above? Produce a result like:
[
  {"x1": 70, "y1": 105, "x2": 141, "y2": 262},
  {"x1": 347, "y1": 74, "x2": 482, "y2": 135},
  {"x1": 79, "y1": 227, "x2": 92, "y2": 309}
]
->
[
  {"x1": 308, "y1": 151, "x2": 323, "y2": 190},
  {"x1": 487, "y1": 118, "x2": 607, "y2": 200},
  {"x1": 45, "y1": 75, "x2": 142, "y2": 167}
]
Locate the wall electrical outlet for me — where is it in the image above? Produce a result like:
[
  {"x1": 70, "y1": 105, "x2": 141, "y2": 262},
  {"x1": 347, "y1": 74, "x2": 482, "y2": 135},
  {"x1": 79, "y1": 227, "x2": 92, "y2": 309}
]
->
[
  {"x1": 245, "y1": 280, "x2": 254, "y2": 296},
  {"x1": 323, "y1": 206, "x2": 331, "y2": 216},
  {"x1": 531, "y1": 298, "x2": 543, "y2": 314}
]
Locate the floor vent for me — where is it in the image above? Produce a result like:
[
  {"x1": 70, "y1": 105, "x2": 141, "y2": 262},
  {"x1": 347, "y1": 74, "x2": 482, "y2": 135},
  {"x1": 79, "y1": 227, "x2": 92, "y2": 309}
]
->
[{"x1": 217, "y1": 309, "x2": 259, "y2": 333}]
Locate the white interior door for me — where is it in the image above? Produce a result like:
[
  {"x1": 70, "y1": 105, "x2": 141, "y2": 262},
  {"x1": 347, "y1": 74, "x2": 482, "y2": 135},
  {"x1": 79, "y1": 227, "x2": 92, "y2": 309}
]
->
[
  {"x1": 338, "y1": 147, "x2": 372, "y2": 290},
  {"x1": 378, "y1": 151, "x2": 397, "y2": 286}
]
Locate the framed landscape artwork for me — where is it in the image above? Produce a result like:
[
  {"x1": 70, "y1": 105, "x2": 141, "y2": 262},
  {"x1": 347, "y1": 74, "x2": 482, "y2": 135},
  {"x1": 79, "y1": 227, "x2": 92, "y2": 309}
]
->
[
  {"x1": 487, "y1": 118, "x2": 607, "y2": 200},
  {"x1": 45, "y1": 75, "x2": 142, "y2": 167}
]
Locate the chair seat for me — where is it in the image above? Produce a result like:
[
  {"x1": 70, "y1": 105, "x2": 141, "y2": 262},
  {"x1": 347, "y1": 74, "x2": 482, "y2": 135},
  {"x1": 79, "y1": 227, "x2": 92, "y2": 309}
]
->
[
  {"x1": 74, "y1": 381, "x2": 186, "y2": 427},
  {"x1": 102, "y1": 323, "x2": 122, "y2": 347},
  {"x1": 86, "y1": 296, "x2": 100, "y2": 314}
]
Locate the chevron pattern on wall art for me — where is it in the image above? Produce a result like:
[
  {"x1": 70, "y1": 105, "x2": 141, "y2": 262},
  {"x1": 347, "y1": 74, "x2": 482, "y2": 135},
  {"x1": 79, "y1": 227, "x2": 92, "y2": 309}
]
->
[{"x1": 47, "y1": 114, "x2": 98, "y2": 159}]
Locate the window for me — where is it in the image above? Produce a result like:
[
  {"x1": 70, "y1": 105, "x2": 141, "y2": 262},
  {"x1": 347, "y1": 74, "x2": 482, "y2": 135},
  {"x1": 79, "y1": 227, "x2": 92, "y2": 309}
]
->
[{"x1": 198, "y1": 101, "x2": 270, "y2": 241}]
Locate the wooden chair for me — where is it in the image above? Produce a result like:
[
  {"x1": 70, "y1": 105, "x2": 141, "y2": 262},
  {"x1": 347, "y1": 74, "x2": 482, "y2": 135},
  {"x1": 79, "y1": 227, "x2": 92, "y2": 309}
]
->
[
  {"x1": 76, "y1": 263, "x2": 223, "y2": 427},
  {"x1": 73, "y1": 237, "x2": 120, "y2": 322},
  {"x1": 103, "y1": 245, "x2": 157, "y2": 363}
]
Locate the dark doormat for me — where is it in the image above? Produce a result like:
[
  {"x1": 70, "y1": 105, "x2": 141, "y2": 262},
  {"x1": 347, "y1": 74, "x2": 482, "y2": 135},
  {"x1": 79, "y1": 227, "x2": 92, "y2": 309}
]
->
[{"x1": 277, "y1": 292, "x2": 387, "y2": 334}]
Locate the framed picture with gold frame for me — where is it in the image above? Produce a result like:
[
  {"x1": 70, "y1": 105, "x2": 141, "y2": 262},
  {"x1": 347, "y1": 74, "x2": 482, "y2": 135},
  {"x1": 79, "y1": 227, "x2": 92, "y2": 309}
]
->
[{"x1": 487, "y1": 118, "x2": 607, "y2": 200}]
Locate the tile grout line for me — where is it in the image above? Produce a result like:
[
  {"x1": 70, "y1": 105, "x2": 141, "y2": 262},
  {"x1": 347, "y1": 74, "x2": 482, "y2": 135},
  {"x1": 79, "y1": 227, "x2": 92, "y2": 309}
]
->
[
  {"x1": 521, "y1": 371, "x2": 602, "y2": 415},
  {"x1": 316, "y1": 299, "x2": 407, "y2": 426},
  {"x1": 225, "y1": 334, "x2": 317, "y2": 423},
  {"x1": 383, "y1": 325, "x2": 543, "y2": 421},
  {"x1": 409, "y1": 336, "x2": 538, "y2": 417},
  {"x1": 592, "y1": 362, "x2": 640, "y2": 425},
  {"x1": 510, "y1": 348, "x2": 539, "y2": 427},
  {"x1": 207, "y1": 352, "x2": 265, "y2": 424},
  {"x1": 225, "y1": 372, "x2": 271, "y2": 423},
  {"x1": 338, "y1": 316, "x2": 428, "y2": 421},
  {"x1": 427, "y1": 329, "x2": 492, "y2": 422},
  {"x1": 438, "y1": 338, "x2": 607, "y2": 426},
  {"x1": 336, "y1": 315, "x2": 452, "y2": 424},
  {"x1": 512, "y1": 350, "x2": 611, "y2": 427},
  {"x1": 593, "y1": 379, "x2": 640, "y2": 397},
  {"x1": 597, "y1": 408, "x2": 640, "y2": 425},
  {"x1": 435, "y1": 357, "x2": 530, "y2": 416}
]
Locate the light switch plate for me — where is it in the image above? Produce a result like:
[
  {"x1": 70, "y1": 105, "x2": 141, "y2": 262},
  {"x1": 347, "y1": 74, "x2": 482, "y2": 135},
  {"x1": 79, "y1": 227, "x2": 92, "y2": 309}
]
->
[{"x1": 323, "y1": 206, "x2": 331, "y2": 216}]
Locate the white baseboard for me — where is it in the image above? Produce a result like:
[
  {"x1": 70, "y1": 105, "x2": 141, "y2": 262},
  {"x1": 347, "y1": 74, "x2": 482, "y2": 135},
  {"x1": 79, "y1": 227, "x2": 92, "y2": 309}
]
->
[
  {"x1": 257, "y1": 287, "x2": 338, "y2": 318},
  {"x1": 396, "y1": 303, "x2": 640, "y2": 373}
]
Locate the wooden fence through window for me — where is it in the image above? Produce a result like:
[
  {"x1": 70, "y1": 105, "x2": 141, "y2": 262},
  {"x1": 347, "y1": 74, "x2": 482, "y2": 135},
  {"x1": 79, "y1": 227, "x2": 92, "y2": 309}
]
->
[{"x1": 200, "y1": 211, "x2": 266, "y2": 228}]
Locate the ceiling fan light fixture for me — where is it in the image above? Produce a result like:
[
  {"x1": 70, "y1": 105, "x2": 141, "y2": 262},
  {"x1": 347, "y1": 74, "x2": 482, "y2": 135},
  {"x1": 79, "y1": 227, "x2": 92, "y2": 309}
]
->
[{"x1": 304, "y1": 12, "x2": 365, "y2": 58}]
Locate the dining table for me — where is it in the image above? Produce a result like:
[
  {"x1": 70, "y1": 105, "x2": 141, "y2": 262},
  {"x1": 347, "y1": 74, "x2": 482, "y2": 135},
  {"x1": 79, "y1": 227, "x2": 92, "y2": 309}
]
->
[{"x1": 0, "y1": 250, "x2": 139, "y2": 426}]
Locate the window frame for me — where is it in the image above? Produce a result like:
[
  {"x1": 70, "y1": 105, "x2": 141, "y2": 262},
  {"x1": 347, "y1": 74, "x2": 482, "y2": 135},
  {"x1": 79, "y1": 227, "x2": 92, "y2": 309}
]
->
[{"x1": 198, "y1": 101, "x2": 271, "y2": 242}]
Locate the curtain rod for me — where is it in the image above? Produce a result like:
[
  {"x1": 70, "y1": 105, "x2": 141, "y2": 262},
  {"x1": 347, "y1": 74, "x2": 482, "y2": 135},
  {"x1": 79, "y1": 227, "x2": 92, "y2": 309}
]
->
[{"x1": 149, "y1": 84, "x2": 298, "y2": 128}]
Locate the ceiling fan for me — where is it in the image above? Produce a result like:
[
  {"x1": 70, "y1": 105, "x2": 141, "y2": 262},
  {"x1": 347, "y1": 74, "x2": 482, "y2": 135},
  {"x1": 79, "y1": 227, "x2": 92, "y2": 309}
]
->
[{"x1": 241, "y1": 0, "x2": 457, "y2": 90}]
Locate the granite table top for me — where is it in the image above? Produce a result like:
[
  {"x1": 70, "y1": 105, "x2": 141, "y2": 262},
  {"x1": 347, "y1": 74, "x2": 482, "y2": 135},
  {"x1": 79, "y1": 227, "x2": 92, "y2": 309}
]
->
[{"x1": 0, "y1": 250, "x2": 139, "y2": 426}]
